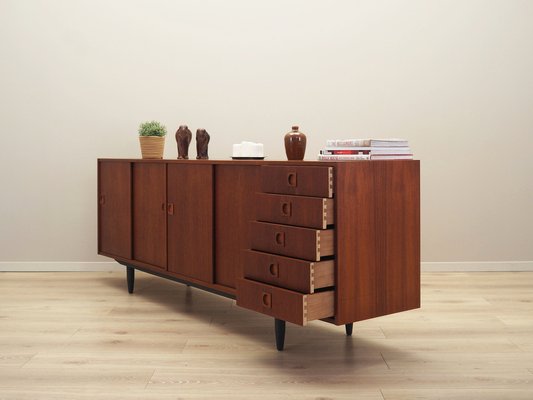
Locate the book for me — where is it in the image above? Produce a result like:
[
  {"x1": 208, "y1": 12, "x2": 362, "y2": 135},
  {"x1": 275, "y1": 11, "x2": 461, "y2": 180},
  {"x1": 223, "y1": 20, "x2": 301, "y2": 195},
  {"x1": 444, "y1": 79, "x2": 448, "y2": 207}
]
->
[
  {"x1": 318, "y1": 154, "x2": 371, "y2": 161},
  {"x1": 370, "y1": 154, "x2": 413, "y2": 160},
  {"x1": 321, "y1": 149, "x2": 371, "y2": 155},
  {"x1": 367, "y1": 147, "x2": 412, "y2": 154},
  {"x1": 323, "y1": 147, "x2": 411, "y2": 154},
  {"x1": 326, "y1": 139, "x2": 371, "y2": 147},
  {"x1": 370, "y1": 139, "x2": 409, "y2": 147},
  {"x1": 326, "y1": 138, "x2": 409, "y2": 147}
]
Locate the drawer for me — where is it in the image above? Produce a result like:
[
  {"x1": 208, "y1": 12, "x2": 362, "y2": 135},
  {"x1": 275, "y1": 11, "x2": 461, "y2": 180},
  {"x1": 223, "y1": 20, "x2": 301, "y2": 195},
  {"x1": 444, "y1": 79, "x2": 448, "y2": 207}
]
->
[
  {"x1": 244, "y1": 250, "x2": 334, "y2": 293},
  {"x1": 236, "y1": 278, "x2": 334, "y2": 326},
  {"x1": 256, "y1": 193, "x2": 334, "y2": 229},
  {"x1": 250, "y1": 222, "x2": 334, "y2": 261},
  {"x1": 260, "y1": 166, "x2": 334, "y2": 198}
]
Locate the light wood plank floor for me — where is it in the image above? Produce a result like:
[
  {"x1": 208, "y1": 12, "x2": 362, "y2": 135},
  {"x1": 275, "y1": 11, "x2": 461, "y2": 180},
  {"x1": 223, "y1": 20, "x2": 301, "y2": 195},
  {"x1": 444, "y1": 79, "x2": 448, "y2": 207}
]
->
[{"x1": 0, "y1": 271, "x2": 532, "y2": 399}]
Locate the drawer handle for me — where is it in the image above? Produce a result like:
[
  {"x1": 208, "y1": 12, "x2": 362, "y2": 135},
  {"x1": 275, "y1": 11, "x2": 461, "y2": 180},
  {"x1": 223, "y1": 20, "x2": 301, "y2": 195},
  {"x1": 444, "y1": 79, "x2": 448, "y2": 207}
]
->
[
  {"x1": 262, "y1": 292, "x2": 272, "y2": 308},
  {"x1": 287, "y1": 172, "x2": 297, "y2": 187},
  {"x1": 269, "y1": 263, "x2": 279, "y2": 278},
  {"x1": 275, "y1": 232, "x2": 285, "y2": 246},
  {"x1": 280, "y1": 201, "x2": 292, "y2": 217}
]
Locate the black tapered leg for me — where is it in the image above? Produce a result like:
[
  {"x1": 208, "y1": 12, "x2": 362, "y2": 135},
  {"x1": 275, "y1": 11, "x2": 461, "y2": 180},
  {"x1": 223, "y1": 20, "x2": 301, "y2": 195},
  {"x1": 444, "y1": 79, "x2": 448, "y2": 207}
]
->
[
  {"x1": 127, "y1": 266, "x2": 135, "y2": 294},
  {"x1": 345, "y1": 323, "x2": 353, "y2": 336},
  {"x1": 275, "y1": 319, "x2": 286, "y2": 351}
]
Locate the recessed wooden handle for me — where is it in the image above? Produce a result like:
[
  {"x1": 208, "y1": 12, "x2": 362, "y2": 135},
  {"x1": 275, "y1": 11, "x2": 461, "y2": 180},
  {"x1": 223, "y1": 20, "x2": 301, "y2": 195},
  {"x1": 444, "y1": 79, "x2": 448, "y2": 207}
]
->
[
  {"x1": 280, "y1": 201, "x2": 292, "y2": 217},
  {"x1": 99, "y1": 195, "x2": 105, "y2": 205},
  {"x1": 268, "y1": 263, "x2": 279, "y2": 278},
  {"x1": 262, "y1": 292, "x2": 272, "y2": 308},
  {"x1": 167, "y1": 203, "x2": 174, "y2": 215},
  {"x1": 275, "y1": 232, "x2": 285, "y2": 246},
  {"x1": 287, "y1": 172, "x2": 297, "y2": 187},
  {"x1": 161, "y1": 202, "x2": 166, "y2": 211}
]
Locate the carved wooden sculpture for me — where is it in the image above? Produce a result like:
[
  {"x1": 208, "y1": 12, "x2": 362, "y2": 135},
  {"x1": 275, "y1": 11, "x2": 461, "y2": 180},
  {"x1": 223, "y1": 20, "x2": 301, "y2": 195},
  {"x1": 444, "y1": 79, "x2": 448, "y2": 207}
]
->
[
  {"x1": 196, "y1": 129, "x2": 210, "y2": 159},
  {"x1": 175, "y1": 125, "x2": 192, "y2": 159}
]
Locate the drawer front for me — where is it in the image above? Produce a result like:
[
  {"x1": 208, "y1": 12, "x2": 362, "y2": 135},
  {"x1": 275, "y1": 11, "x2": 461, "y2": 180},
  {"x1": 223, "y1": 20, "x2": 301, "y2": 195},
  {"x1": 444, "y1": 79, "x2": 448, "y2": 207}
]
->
[
  {"x1": 236, "y1": 278, "x2": 334, "y2": 325},
  {"x1": 260, "y1": 166, "x2": 334, "y2": 198},
  {"x1": 244, "y1": 250, "x2": 334, "y2": 293},
  {"x1": 256, "y1": 193, "x2": 334, "y2": 229},
  {"x1": 250, "y1": 222, "x2": 334, "y2": 261}
]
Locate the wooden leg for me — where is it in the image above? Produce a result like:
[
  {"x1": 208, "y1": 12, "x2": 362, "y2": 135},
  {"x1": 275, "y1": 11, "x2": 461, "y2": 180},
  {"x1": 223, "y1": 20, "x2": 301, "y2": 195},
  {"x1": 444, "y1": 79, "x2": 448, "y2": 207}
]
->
[
  {"x1": 345, "y1": 323, "x2": 353, "y2": 336},
  {"x1": 275, "y1": 319, "x2": 286, "y2": 351},
  {"x1": 127, "y1": 266, "x2": 135, "y2": 294}
]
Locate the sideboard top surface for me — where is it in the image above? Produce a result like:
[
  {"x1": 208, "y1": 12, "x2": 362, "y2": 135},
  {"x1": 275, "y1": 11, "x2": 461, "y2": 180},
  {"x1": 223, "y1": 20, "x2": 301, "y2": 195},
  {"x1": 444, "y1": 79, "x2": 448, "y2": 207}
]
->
[{"x1": 98, "y1": 158, "x2": 419, "y2": 167}]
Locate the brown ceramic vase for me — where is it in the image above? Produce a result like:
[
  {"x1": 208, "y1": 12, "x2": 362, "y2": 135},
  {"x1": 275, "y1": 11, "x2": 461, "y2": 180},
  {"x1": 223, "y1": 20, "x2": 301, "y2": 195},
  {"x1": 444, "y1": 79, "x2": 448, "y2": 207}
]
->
[{"x1": 284, "y1": 126, "x2": 306, "y2": 160}]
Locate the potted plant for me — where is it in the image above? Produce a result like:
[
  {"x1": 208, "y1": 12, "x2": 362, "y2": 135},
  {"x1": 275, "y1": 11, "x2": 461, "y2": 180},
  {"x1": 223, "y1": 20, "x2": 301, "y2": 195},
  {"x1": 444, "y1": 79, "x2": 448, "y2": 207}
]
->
[{"x1": 138, "y1": 120, "x2": 167, "y2": 159}]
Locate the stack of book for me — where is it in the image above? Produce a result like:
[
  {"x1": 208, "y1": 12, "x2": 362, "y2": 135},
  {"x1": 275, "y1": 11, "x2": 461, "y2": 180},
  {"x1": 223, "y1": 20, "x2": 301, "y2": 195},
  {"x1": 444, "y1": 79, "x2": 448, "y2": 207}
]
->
[{"x1": 318, "y1": 138, "x2": 413, "y2": 161}]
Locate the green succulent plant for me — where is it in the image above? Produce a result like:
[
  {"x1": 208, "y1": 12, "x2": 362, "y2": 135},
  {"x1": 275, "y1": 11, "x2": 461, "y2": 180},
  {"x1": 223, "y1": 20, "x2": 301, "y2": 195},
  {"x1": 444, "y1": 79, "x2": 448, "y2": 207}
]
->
[{"x1": 138, "y1": 121, "x2": 167, "y2": 137}]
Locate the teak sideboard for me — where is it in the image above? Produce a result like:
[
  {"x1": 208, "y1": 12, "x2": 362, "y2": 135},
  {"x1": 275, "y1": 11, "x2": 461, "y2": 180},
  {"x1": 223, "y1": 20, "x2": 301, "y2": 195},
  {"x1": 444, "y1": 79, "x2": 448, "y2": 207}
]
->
[{"x1": 97, "y1": 159, "x2": 420, "y2": 350}]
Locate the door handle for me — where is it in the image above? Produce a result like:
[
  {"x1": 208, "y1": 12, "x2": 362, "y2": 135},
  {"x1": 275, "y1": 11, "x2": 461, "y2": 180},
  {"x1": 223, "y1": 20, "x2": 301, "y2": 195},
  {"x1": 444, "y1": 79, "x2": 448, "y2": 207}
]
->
[
  {"x1": 99, "y1": 195, "x2": 105, "y2": 205},
  {"x1": 167, "y1": 203, "x2": 174, "y2": 215}
]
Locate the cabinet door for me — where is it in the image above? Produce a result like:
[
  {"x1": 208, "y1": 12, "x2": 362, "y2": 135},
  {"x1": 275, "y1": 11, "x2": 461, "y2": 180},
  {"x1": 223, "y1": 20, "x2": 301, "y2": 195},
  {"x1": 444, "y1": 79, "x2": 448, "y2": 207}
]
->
[
  {"x1": 133, "y1": 163, "x2": 167, "y2": 269},
  {"x1": 98, "y1": 161, "x2": 131, "y2": 259},
  {"x1": 215, "y1": 165, "x2": 260, "y2": 288},
  {"x1": 167, "y1": 164, "x2": 213, "y2": 282}
]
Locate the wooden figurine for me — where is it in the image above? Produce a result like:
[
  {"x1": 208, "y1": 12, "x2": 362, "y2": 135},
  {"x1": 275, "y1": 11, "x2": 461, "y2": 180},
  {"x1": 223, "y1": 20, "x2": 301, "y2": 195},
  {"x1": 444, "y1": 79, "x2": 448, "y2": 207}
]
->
[
  {"x1": 196, "y1": 128, "x2": 210, "y2": 159},
  {"x1": 175, "y1": 125, "x2": 192, "y2": 159}
]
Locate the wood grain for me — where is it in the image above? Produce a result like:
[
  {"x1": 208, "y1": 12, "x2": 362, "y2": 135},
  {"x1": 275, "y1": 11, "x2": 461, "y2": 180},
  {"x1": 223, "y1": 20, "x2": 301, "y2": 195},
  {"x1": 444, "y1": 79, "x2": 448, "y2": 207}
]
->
[
  {"x1": 235, "y1": 278, "x2": 334, "y2": 325},
  {"x1": 243, "y1": 250, "x2": 334, "y2": 293},
  {"x1": 255, "y1": 193, "x2": 333, "y2": 229},
  {"x1": 250, "y1": 221, "x2": 334, "y2": 261},
  {"x1": 132, "y1": 163, "x2": 167, "y2": 269},
  {"x1": 167, "y1": 164, "x2": 213, "y2": 283},
  {"x1": 97, "y1": 161, "x2": 132, "y2": 259},
  {"x1": 260, "y1": 165, "x2": 334, "y2": 198},
  {"x1": 334, "y1": 161, "x2": 420, "y2": 324},
  {"x1": 214, "y1": 165, "x2": 260, "y2": 288},
  {"x1": 1, "y1": 271, "x2": 532, "y2": 399}
]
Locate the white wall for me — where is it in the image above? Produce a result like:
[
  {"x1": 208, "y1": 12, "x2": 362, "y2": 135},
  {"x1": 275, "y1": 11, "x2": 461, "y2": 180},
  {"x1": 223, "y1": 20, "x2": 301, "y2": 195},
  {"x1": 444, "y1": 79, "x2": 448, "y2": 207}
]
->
[{"x1": 1, "y1": 0, "x2": 532, "y2": 269}]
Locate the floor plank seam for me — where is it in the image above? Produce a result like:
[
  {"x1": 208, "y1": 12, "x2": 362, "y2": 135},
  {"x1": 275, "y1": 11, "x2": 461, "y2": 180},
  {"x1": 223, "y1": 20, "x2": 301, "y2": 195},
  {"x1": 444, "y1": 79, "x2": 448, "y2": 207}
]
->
[
  {"x1": 144, "y1": 368, "x2": 156, "y2": 390},
  {"x1": 18, "y1": 353, "x2": 37, "y2": 369},
  {"x1": 380, "y1": 353, "x2": 391, "y2": 370},
  {"x1": 379, "y1": 326, "x2": 387, "y2": 339}
]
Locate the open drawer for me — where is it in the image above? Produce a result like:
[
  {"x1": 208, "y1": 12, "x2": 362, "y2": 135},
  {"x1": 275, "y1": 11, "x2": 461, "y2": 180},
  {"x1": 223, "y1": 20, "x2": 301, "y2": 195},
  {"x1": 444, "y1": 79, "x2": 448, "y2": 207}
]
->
[
  {"x1": 244, "y1": 250, "x2": 334, "y2": 293},
  {"x1": 250, "y1": 221, "x2": 334, "y2": 261},
  {"x1": 236, "y1": 278, "x2": 334, "y2": 326}
]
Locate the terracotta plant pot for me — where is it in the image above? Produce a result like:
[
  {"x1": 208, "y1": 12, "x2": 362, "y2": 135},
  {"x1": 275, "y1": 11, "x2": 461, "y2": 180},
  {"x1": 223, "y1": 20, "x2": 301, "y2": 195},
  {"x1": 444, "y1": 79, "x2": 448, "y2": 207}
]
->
[{"x1": 139, "y1": 136, "x2": 165, "y2": 159}]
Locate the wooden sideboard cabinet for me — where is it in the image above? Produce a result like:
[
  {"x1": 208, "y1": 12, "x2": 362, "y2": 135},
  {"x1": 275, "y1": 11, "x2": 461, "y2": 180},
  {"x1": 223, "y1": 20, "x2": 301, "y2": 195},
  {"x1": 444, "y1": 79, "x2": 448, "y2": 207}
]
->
[{"x1": 98, "y1": 159, "x2": 420, "y2": 350}]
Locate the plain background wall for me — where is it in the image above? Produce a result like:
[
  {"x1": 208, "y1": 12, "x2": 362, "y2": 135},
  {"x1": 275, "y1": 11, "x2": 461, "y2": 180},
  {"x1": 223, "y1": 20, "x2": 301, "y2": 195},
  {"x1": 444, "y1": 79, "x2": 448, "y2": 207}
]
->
[{"x1": 1, "y1": 0, "x2": 532, "y2": 269}]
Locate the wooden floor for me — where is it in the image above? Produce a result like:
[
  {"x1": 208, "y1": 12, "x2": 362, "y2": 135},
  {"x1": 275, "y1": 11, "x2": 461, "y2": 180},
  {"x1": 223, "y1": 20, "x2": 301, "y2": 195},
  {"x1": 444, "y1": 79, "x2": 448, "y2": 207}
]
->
[{"x1": 0, "y1": 271, "x2": 532, "y2": 399}]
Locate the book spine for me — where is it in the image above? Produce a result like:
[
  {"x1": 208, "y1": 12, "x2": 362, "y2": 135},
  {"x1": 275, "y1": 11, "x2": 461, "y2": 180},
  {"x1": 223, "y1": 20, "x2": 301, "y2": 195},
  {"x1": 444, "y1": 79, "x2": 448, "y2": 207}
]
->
[
  {"x1": 370, "y1": 155, "x2": 413, "y2": 160},
  {"x1": 326, "y1": 139, "x2": 371, "y2": 147},
  {"x1": 318, "y1": 154, "x2": 371, "y2": 161},
  {"x1": 321, "y1": 149, "x2": 371, "y2": 155}
]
